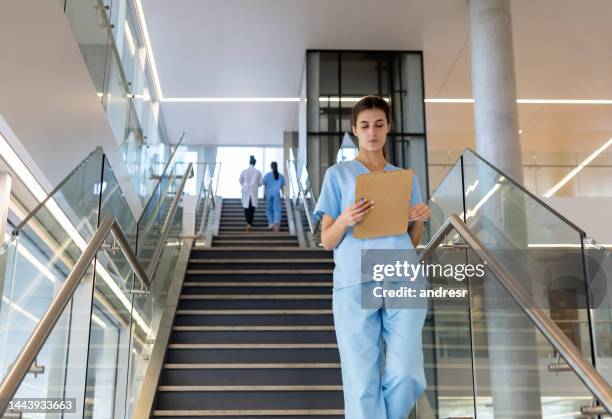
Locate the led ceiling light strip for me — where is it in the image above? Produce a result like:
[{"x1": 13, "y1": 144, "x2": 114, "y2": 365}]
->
[
  {"x1": 161, "y1": 97, "x2": 301, "y2": 103},
  {"x1": 425, "y1": 98, "x2": 612, "y2": 104},
  {"x1": 543, "y1": 138, "x2": 612, "y2": 197},
  {"x1": 133, "y1": 0, "x2": 164, "y2": 100},
  {"x1": 159, "y1": 97, "x2": 612, "y2": 104}
]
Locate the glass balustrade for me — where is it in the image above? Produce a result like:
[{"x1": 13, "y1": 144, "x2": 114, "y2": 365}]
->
[
  {"x1": 425, "y1": 148, "x2": 611, "y2": 417},
  {"x1": 0, "y1": 145, "x2": 192, "y2": 418},
  {"x1": 63, "y1": 0, "x2": 174, "y2": 204}
]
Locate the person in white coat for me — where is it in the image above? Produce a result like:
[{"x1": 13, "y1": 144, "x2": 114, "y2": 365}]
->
[{"x1": 239, "y1": 155, "x2": 263, "y2": 231}]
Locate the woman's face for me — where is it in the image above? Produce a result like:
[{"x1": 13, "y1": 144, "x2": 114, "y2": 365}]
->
[{"x1": 352, "y1": 108, "x2": 390, "y2": 153}]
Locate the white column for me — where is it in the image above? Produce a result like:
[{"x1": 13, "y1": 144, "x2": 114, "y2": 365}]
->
[
  {"x1": 469, "y1": 0, "x2": 523, "y2": 182},
  {"x1": 469, "y1": 2, "x2": 541, "y2": 418}
]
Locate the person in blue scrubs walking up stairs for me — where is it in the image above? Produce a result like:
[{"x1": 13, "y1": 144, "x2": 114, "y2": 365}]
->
[
  {"x1": 313, "y1": 96, "x2": 431, "y2": 419},
  {"x1": 263, "y1": 161, "x2": 286, "y2": 231}
]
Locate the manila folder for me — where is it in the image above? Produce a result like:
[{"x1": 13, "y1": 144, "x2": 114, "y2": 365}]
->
[{"x1": 353, "y1": 169, "x2": 413, "y2": 239}]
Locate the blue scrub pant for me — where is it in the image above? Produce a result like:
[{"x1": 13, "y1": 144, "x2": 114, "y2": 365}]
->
[
  {"x1": 332, "y1": 282, "x2": 427, "y2": 419},
  {"x1": 265, "y1": 193, "x2": 282, "y2": 225}
]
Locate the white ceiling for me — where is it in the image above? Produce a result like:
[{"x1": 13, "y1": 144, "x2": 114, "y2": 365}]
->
[{"x1": 142, "y1": 0, "x2": 612, "y2": 151}]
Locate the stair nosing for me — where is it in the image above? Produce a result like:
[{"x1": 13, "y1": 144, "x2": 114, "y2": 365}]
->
[
  {"x1": 157, "y1": 385, "x2": 342, "y2": 391},
  {"x1": 179, "y1": 294, "x2": 331, "y2": 300},
  {"x1": 152, "y1": 409, "x2": 344, "y2": 416},
  {"x1": 182, "y1": 282, "x2": 332, "y2": 287},
  {"x1": 189, "y1": 259, "x2": 333, "y2": 263},
  {"x1": 168, "y1": 343, "x2": 338, "y2": 349},
  {"x1": 172, "y1": 325, "x2": 334, "y2": 331},
  {"x1": 192, "y1": 247, "x2": 327, "y2": 251},
  {"x1": 187, "y1": 269, "x2": 333, "y2": 274},
  {"x1": 163, "y1": 362, "x2": 340, "y2": 369},
  {"x1": 175, "y1": 309, "x2": 332, "y2": 315}
]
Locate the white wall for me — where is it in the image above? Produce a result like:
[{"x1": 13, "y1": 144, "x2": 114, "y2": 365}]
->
[{"x1": 0, "y1": 1, "x2": 142, "y2": 216}]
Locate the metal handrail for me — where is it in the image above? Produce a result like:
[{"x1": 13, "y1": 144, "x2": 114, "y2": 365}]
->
[
  {"x1": 0, "y1": 216, "x2": 151, "y2": 415},
  {"x1": 137, "y1": 132, "x2": 185, "y2": 225},
  {"x1": 11, "y1": 147, "x2": 102, "y2": 235},
  {"x1": 420, "y1": 214, "x2": 612, "y2": 414},
  {"x1": 196, "y1": 178, "x2": 215, "y2": 237},
  {"x1": 195, "y1": 162, "x2": 220, "y2": 237},
  {"x1": 285, "y1": 159, "x2": 317, "y2": 235},
  {"x1": 145, "y1": 163, "x2": 193, "y2": 279}
]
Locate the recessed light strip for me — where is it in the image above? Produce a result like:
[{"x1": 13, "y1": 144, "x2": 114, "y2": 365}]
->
[
  {"x1": 133, "y1": 0, "x2": 164, "y2": 100},
  {"x1": 543, "y1": 138, "x2": 612, "y2": 197},
  {"x1": 161, "y1": 97, "x2": 301, "y2": 103},
  {"x1": 425, "y1": 98, "x2": 612, "y2": 105},
  {"x1": 159, "y1": 97, "x2": 612, "y2": 104}
]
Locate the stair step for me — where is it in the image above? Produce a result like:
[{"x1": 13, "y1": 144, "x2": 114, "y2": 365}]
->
[
  {"x1": 180, "y1": 295, "x2": 331, "y2": 300},
  {"x1": 164, "y1": 362, "x2": 340, "y2": 368},
  {"x1": 161, "y1": 368, "x2": 341, "y2": 386},
  {"x1": 155, "y1": 388, "x2": 343, "y2": 411},
  {"x1": 190, "y1": 248, "x2": 331, "y2": 258},
  {"x1": 169, "y1": 343, "x2": 337, "y2": 349},
  {"x1": 174, "y1": 313, "x2": 334, "y2": 326},
  {"x1": 184, "y1": 272, "x2": 331, "y2": 282},
  {"x1": 181, "y1": 286, "x2": 331, "y2": 295},
  {"x1": 172, "y1": 326, "x2": 334, "y2": 331},
  {"x1": 158, "y1": 385, "x2": 342, "y2": 391},
  {"x1": 152, "y1": 409, "x2": 343, "y2": 417},
  {"x1": 177, "y1": 310, "x2": 332, "y2": 315},
  {"x1": 178, "y1": 299, "x2": 331, "y2": 310},
  {"x1": 170, "y1": 330, "x2": 336, "y2": 344},
  {"x1": 213, "y1": 237, "x2": 295, "y2": 242},
  {"x1": 166, "y1": 347, "x2": 339, "y2": 364},
  {"x1": 188, "y1": 259, "x2": 333, "y2": 270},
  {"x1": 183, "y1": 282, "x2": 332, "y2": 287},
  {"x1": 213, "y1": 232, "x2": 294, "y2": 237},
  {"x1": 212, "y1": 240, "x2": 297, "y2": 245},
  {"x1": 187, "y1": 270, "x2": 332, "y2": 275},
  {"x1": 218, "y1": 228, "x2": 290, "y2": 232}
]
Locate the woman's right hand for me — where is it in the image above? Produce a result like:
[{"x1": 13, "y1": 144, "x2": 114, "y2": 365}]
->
[{"x1": 338, "y1": 198, "x2": 375, "y2": 227}]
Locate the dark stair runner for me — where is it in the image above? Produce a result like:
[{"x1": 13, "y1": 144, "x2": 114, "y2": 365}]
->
[{"x1": 153, "y1": 198, "x2": 342, "y2": 418}]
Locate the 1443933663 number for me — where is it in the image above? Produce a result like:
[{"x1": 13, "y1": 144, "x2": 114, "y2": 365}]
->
[{"x1": 6, "y1": 398, "x2": 76, "y2": 413}]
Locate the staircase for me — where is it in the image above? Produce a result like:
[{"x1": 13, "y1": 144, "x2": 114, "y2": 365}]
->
[{"x1": 153, "y1": 198, "x2": 343, "y2": 417}]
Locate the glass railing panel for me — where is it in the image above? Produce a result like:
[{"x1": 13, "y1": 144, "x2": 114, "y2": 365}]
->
[
  {"x1": 125, "y1": 187, "x2": 185, "y2": 418},
  {"x1": 1, "y1": 263, "x2": 96, "y2": 418},
  {"x1": 85, "y1": 250, "x2": 135, "y2": 419},
  {"x1": 459, "y1": 151, "x2": 593, "y2": 356},
  {"x1": 427, "y1": 157, "x2": 465, "y2": 239},
  {"x1": 136, "y1": 163, "x2": 177, "y2": 272},
  {"x1": 82, "y1": 154, "x2": 141, "y2": 418},
  {"x1": 0, "y1": 149, "x2": 106, "y2": 416},
  {"x1": 64, "y1": 0, "x2": 173, "y2": 206},
  {"x1": 287, "y1": 160, "x2": 300, "y2": 205},
  {"x1": 418, "y1": 245, "x2": 476, "y2": 419},
  {"x1": 195, "y1": 165, "x2": 211, "y2": 234},
  {"x1": 583, "y1": 239, "x2": 612, "y2": 383},
  {"x1": 467, "y1": 250, "x2": 596, "y2": 418},
  {"x1": 64, "y1": 0, "x2": 110, "y2": 96},
  {"x1": 0, "y1": 149, "x2": 104, "y2": 383}
]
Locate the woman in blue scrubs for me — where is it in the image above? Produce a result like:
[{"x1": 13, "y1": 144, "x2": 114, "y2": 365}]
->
[
  {"x1": 263, "y1": 161, "x2": 286, "y2": 231},
  {"x1": 313, "y1": 96, "x2": 431, "y2": 419}
]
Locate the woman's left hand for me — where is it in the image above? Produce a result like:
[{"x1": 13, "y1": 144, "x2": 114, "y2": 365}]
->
[{"x1": 409, "y1": 203, "x2": 431, "y2": 222}]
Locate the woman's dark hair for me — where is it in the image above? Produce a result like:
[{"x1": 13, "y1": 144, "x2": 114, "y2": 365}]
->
[
  {"x1": 271, "y1": 161, "x2": 279, "y2": 180},
  {"x1": 351, "y1": 96, "x2": 391, "y2": 128},
  {"x1": 249, "y1": 155, "x2": 256, "y2": 165}
]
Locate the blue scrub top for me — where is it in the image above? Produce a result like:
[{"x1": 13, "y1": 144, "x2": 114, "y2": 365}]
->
[
  {"x1": 313, "y1": 159, "x2": 424, "y2": 290},
  {"x1": 263, "y1": 172, "x2": 286, "y2": 197}
]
